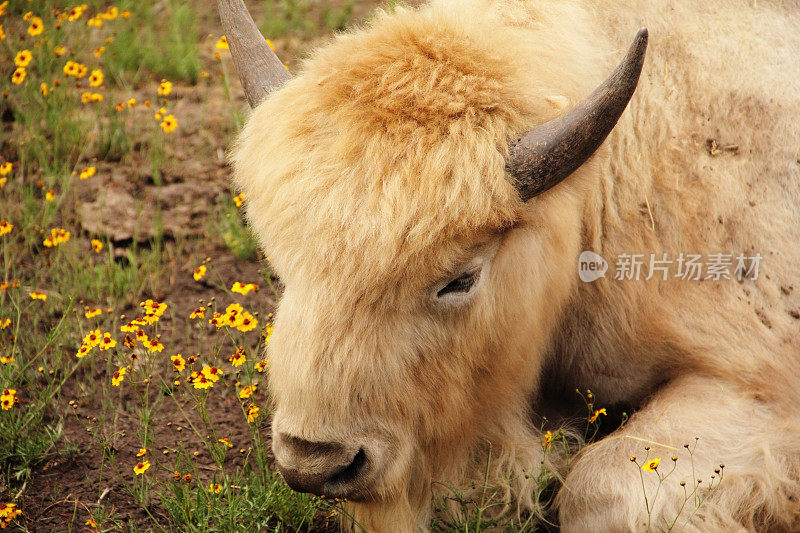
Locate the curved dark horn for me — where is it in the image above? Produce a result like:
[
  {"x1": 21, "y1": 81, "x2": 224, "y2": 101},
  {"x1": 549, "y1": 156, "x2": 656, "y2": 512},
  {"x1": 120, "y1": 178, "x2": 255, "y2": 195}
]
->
[
  {"x1": 217, "y1": 0, "x2": 292, "y2": 108},
  {"x1": 507, "y1": 29, "x2": 648, "y2": 201}
]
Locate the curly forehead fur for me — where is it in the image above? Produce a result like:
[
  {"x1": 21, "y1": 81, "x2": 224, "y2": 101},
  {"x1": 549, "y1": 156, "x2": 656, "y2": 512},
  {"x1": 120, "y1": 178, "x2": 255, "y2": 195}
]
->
[{"x1": 231, "y1": 1, "x2": 604, "y2": 295}]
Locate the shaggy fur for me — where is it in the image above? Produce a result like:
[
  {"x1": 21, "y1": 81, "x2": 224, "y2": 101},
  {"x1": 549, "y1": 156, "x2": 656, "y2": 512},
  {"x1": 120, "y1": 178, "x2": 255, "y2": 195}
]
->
[{"x1": 231, "y1": 0, "x2": 800, "y2": 530}]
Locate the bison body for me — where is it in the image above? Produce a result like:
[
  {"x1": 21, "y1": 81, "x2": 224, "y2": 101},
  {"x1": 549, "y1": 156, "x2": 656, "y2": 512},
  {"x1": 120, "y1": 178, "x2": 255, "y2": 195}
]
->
[{"x1": 228, "y1": 0, "x2": 800, "y2": 530}]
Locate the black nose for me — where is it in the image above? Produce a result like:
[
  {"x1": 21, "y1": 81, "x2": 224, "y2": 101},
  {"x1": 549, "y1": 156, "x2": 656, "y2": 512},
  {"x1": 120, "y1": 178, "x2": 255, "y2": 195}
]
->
[{"x1": 275, "y1": 434, "x2": 370, "y2": 499}]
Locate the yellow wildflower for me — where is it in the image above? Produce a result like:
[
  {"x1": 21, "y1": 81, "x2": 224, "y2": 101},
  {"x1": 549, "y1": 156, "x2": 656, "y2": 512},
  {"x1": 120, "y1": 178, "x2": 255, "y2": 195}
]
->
[
  {"x1": 11, "y1": 68, "x2": 26, "y2": 85},
  {"x1": 224, "y1": 303, "x2": 243, "y2": 319},
  {"x1": 0, "y1": 220, "x2": 12, "y2": 236},
  {"x1": 93, "y1": 46, "x2": 105, "y2": 57},
  {"x1": 81, "y1": 329, "x2": 102, "y2": 348},
  {"x1": 201, "y1": 365, "x2": 222, "y2": 382},
  {"x1": 79, "y1": 166, "x2": 96, "y2": 179},
  {"x1": 54, "y1": 45, "x2": 66, "y2": 56},
  {"x1": 91, "y1": 239, "x2": 103, "y2": 253},
  {"x1": 123, "y1": 334, "x2": 135, "y2": 349},
  {"x1": 40, "y1": 82, "x2": 48, "y2": 96},
  {"x1": 140, "y1": 299, "x2": 167, "y2": 317},
  {"x1": 236, "y1": 312, "x2": 257, "y2": 332},
  {"x1": 133, "y1": 461, "x2": 150, "y2": 475},
  {"x1": 189, "y1": 307, "x2": 205, "y2": 319},
  {"x1": 89, "y1": 69, "x2": 103, "y2": 87},
  {"x1": 0, "y1": 163, "x2": 11, "y2": 176},
  {"x1": 111, "y1": 367, "x2": 126, "y2": 386},
  {"x1": 171, "y1": 354, "x2": 186, "y2": 372},
  {"x1": 158, "y1": 80, "x2": 173, "y2": 96},
  {"x1": 86, "y1": 15, "x2": 103, "y2": 27},
  {"x1": 215, "y1": 35, "x2": 229, "y2": 50},
  {"x1": 15, "y1": 50, "x2": 32, "y2": 68},
  {"x1": 233, "y1": 193, "x2": 244, "y2": 207},
  {"x1": 63, "y1": 60, "x2": 77, "y2": 76},
  {"x1": 208, "y1": 312, "x2": 223, "y2": 328},
  {"x1": 642, "y1": 458, "x2": 661, "y2": 472},
  {"x1": 193, "y1": 265, "x2": 206, "y2": 281},
  {"x1": 542, "y1": 430, "x2": 553, "y2": 450},
  {"x1": 231, "y1": 281, "x2": 258, "y2": 295},
  {"x1": 136, "y1": 448, "x2": 147, "y2": 457},
  {"x1": 160, "y1": 114, "x2": 177, "y2": 133},
  {"x1": 98, "y1": 332, "x2": 116, "y2": 351},
  {"x1": 43, "y1": 227, "x2": 71, "y2": 247},
  {"x1": 134, "y1": 329, "x2": 149, "y2": 344},
  {"x1": 218, "y1": 437, "x2": 233, "y2": 448},
  {"x1": 145, "y1": 337, "x2": 164, "y2": 353},
  {"x1": 229, "y1": 347, "x2": 246, "y2": 367},
  {"x1": 246, "y1": 404, "x2": 259, "y2": 423},
  {"x1": 189, "y1": 371, "x2": 212, "y2": 390},
  {"x1": 28, "y1": 16, "x2": 44, "y2": 36},
  {"x1": 0, "y1": 502, "x2": 22, "y2": 528},
  {"x1": 239, "y1": 385, "x2": 255, "y2": 399},
  {"x1": 67, "y1": 6, "x2": 86, "y2": 21},
  {"x1": 29, "y1": 291, "x2": 47, "y2": 301},
  {"x1": 208, "y1": 483, "x2": 223, "y2": 493},
  {"x1": 84, "y1": 308, "x2": 102, "y2": 318},
  {"x1": 120, "y1": 322, "x2": 139, "y2": 333},
  {"x1": 76, "y1": 343, "x2": 93, "y2": 358},
  {"x1": 1, "y1": 389, "x2": 17, "y2": 410},
  {"x1": 255, "y1": 359, "x2": 269, "y2": 373},
  {"x1": 589, "y1": 408, "x2": 607, "y2": 423}
]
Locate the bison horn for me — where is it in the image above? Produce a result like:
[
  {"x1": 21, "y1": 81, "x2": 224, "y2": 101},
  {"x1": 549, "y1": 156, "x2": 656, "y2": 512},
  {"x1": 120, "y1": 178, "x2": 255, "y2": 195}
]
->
[
  {"x1": 507, "y1": 29, "x2": 648, "y2": 201},
  {"x1": 217, "y1": 0, "x2": 292, "y2": 108}
]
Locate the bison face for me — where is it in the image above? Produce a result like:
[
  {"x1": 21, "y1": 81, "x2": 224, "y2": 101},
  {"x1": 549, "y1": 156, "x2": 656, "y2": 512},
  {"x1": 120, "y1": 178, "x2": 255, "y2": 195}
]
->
[
  {"x1": 268, "y1": 236, "x2": 501, "y2": 501},
  {"x1": 265, "y1": 221, "x2": 576, "y2": 506}
]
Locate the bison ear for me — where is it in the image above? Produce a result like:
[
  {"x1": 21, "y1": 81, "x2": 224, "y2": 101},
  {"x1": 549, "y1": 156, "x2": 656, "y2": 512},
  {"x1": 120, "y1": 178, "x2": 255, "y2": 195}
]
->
[
  {"x1": 507, "y1": 29, "x2": 648, "y2": 201},
  {"x1": 217, "y1": 0, "x2": 292, "y2": 108}
]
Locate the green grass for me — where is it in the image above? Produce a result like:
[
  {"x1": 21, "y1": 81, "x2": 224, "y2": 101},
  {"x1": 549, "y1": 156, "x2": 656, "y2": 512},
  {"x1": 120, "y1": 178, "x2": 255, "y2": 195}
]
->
[
  {"x1": 216, "y1": 197, "x2": 260, "y2": 261},
  {"x1": 261, "y1": 0, "x2": 357, "y2": 39},
  {"x1": 162, "y1": 468, "x2": 324, "y2": 531},
  {"x1": 104, "y1": 1, "x2": 202, "y2": 84}
]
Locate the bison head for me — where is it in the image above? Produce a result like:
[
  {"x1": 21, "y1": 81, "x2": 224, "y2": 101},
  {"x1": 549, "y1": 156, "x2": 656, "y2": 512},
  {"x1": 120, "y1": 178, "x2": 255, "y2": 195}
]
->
[{"x1": 220, "y1": 0, "x2": 645, "y2": 527}]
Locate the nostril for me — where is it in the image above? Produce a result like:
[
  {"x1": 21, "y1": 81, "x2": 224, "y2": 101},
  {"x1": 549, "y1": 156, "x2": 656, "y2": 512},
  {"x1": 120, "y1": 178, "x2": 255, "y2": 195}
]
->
[{"x1": 326, "y1": 447, "x2": 367, "y2": 490}]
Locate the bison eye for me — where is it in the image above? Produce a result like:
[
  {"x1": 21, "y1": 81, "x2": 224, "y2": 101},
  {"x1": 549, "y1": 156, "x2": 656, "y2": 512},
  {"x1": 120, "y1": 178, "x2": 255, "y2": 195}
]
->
[{"x1": 437, "y1": 270, "x2": 480, "y2": 298}]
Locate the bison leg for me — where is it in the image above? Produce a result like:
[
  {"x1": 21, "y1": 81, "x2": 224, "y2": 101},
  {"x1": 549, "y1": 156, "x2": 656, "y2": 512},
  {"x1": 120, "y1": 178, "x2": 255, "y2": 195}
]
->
[{"x1": 556, "y1": 375, "x2": 800, "y2": 532}]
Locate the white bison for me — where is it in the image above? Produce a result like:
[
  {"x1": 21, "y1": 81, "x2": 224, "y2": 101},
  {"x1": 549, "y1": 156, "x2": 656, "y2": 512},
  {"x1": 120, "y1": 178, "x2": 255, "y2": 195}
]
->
[{"x1": 220, "y1": 0, "x2": 800, "y2": 530}]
